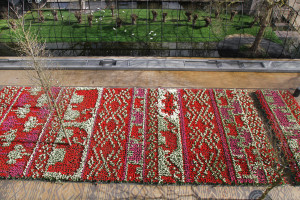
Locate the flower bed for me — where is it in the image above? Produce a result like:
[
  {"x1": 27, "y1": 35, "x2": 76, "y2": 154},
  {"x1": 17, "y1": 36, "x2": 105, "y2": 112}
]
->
[
  {"x1": 256, "y1": 90, "x2": 300, "y2": 184},
  {"x1": 0, "y1": 87, "x2": 287, "y2": 184}
]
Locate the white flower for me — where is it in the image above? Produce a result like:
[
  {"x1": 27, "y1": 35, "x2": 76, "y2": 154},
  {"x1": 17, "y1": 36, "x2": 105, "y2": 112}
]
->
[
  {"x1": 154, "y1": 33, "x2": 156, "y2": 36},
  {"x1": 124, "y1": 29, "x2": 127, "y2": 32},
  {"x1": 29, "y1": 87, "x2": 41, "y2": 95},
  {"x1": 132, "y1": 33, "x2": 135, "y2": 36},
  {"x1": 113, "y1": 27, "x2": 116, "y2": 30},
  {"x1": 16, "y1": 104, "x2": 31, "y2": 118},
  {"x1": 103, "y1": 10, "x2": 105, "y2": 12},
  {"x1": 36, "y1": 94, "x2": 48, "y2": 107},
  {"x1": 122, "y1": 11, "x2": 125, "y2": 13},
  {"x1": 24, "y1": 116, "x2": 38, "y2": 132},
  {"x1": 150, "y1": 38, "x2": 153, "y2": 40},
  {"x1": 70, "y1": 93, "x2": 84, "y2": 104}
]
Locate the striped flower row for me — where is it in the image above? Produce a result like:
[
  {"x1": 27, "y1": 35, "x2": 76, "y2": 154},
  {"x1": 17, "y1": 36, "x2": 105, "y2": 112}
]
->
[{"x1": 256, "y1": 90, "x2": 300, "y2": 184}]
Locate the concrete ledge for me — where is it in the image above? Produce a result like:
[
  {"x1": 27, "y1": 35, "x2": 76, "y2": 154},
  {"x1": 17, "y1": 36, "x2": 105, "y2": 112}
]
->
[{"x1": 0, "y1": 57, "x2": 299, "y2": 73}]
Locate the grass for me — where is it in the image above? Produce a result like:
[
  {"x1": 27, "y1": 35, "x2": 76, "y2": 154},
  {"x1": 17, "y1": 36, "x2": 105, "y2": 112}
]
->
[{"x1": 0, "y1": 9, "x2": 282, "y2": 44}]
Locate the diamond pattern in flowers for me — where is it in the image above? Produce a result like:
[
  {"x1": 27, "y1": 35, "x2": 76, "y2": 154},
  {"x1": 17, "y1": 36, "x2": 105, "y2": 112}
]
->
[
  {"x1": 213, "y1": 89, "x2": 279, "y2": 184},
  {"x1": 0, "y1": 86, "x2": 298, "y2": 185},
  {"x1": 181, "y1": 89, "x2": 231, "y2": 184},
  {"x1": 82, "y1": 88, "x2": 133, "y2": 182}
]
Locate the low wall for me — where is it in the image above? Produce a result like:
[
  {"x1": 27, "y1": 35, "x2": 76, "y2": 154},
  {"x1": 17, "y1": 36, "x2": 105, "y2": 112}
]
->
[{"x1": 0, "y1": 42, "x2": 219, "y2": 57}]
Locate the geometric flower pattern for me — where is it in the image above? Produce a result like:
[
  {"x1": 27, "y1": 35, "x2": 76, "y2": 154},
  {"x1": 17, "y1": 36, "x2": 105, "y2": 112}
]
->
[
  {"x1": 0, "y1": 86, "x2": 298, "y2": 185},
  {"x1": 256, "y1": 90, "x2": 300, "y2": 184}
]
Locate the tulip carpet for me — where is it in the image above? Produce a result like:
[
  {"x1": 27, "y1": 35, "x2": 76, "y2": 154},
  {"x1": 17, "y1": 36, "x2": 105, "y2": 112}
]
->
[{"x1": 0, "y1": 86, "x2": 299, "y2": 185}]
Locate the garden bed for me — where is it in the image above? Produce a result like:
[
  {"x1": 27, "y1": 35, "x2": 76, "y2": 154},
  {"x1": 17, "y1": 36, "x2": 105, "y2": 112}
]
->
[{"x1": 1, "y1": 86, "x2": 299, "y2": 185}]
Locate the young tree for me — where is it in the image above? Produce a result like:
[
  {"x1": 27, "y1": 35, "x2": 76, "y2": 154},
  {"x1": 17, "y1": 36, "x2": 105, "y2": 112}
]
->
[
  {"x1": 131, "y1": 14, "x2": 138, "y2": 25},
  {"x1": 213, "y1": 0, "x2": 224, "y2": 19},
  {"x1": 230, "y1": 10, "x2": 237, "y2": 21},
  {"x1": 110, "y1": 5, "x2": 115, "y2": 17},
  {"x1": 75, "y1": 11, "x2": 82, "y2": 23},
  {"x1": 116, "y1": 17, "x2": 122, "y2": 28},
  {"x1": 192, "y1": 14, "x2": 198, "y2": 27},
  {"x1": 11, "y1": 19, "x2": 72, "y2": 146},
  {"x1": 88, "y1": 14, "x2": 93, "y2": 27},
  {"x1": 162, "y1": 13, "x2": 168, "y2": 23},
  {"x1": 38, "y1": 10, "x2": 44, "y2": 23},
  {"x1": 204, "y1": 17, "x2": 211, "y2": 27},
  {"x1": 52, "y1": 10, "x2": 58, "y2": 21},
  {"x1": 185, "y1": 11, "x2": 192, "y2": 22},
  {"x1": 152, "y1": 10, "x2": 158, "y2": 22}
]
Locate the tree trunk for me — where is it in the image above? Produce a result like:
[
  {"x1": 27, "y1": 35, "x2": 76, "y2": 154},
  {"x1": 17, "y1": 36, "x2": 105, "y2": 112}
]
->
[
  {"x1": 116, "y1": 17, "x2": 122, "y2": 28},
  {"x1": 111, "y1": 6, "x2": 115, "y2": 17},
  {"x1": 162, "y1": 13, "x2": 167, "y2": 22},
  {"x1": 192, "y1": 14, "x2": 198, "y2": 27},
  {"x1": 230, "y1": 11, "x2": 237, "y2": 21},
  {"x1": 131, "y1": 14, "x2": 138, "y2": 25},
  {"x1": 152, "y1": 10, "x2": 157, "y2": 22},
  {"x1": 185, "y1": 11, "x2": 192, "y2": 22},
  {"x1": 204, "y1": 17, "x2": 211, "y2": 27},
  {"x1": 79, "y1": 0, "x2": 85, "y2": 12},
  {"x1": 215, "y1": 10, "x2": 220, "y2": 19},
  {"x1": 250, "y1": 7, "x2": 272, "y2": 54}
]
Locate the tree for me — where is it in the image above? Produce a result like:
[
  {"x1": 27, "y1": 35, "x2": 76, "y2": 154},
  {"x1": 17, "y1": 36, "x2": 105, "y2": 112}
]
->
[
  {"x1": 131, "y1": 14, "x2": 138, "y2": 25},
  {"x1": 11, "y1": 18, "x2": 72, "y2": 146},
  {"x1": 79, "y1": 0, "x2": 85, "y2": 12},
  {"x1": 250, "y1": 0, "x2": 288, "y2": 54},
  {"x1": 213, "y1": 0, "x2": 224, "y2": 19},
  {"x1": 152, "y1": 10, "x2": 158, "y2": 22}
]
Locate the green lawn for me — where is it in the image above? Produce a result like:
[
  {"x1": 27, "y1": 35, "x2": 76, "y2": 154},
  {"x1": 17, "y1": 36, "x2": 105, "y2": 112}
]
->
[{"x1": 0, "y1": 9, "x2": 282, "y2": 44}]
